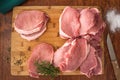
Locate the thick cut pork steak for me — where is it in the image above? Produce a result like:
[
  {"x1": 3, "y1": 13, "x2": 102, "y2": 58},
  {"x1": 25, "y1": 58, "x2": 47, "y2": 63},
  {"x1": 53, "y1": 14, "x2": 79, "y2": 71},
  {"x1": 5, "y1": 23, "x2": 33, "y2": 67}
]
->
[
  {"x1": 59, "y1": 6, "x2": 81, "y2": 39},
  {"x1": 27, "y1": 43, "x2": 54, "y2": 78},
  {"x1": 14, "y1": 10, "x2": 48, "y2": 41},
  {"x1": 54, "y1": 38, "x2": 89, "y2": 72}
]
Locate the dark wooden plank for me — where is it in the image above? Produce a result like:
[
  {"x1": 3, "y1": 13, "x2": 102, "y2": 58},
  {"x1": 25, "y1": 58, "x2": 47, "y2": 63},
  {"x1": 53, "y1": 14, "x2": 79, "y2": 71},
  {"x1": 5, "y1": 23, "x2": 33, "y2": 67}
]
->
[
  {"x1": 109, "y1": 32, "x2": 120, "y2": 67},
  {"x1": 103, "y1": 27, "x2": 116, "y2": 80},
  {"x1": 0, "y1": 0, "x2": 118, "y2": 80},
  {"x1": 0, "y1": 13, "x2": 4, "y2": 80},
  {"x1": 107, "y1": 0, "x2": 120, "y2": 68}
]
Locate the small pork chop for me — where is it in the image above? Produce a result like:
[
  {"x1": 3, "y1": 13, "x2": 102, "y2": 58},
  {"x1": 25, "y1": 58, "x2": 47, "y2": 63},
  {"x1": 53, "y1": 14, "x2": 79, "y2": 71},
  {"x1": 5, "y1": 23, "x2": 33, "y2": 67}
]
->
[
  {"x1": 54, "y1": 38, "x2": 89, "y2": 72},
  {"x1": 27, "y1": 43, "x2": 54, "y2": 78},
  {"x1": 59, "y1": 6, "x2": 105, "y2": 39},
  {"x1": 92, "y1": 56, "x2": 102, "y2": 75},
  {"x1": 80, "y1": 46, "x2": 102, "y2": 77},
  {"x1": 59, "y1": 6, "x2": 81, "y2": 39},
  {"x1": 14, "y1": 10, "x2": 49, "y2": 41},
  {"x1": 80, "y1": 8, "x2": 99, "y2": 35},
  {"x1": 14, "y1": 10, "x2": 48, "y2": 34}
]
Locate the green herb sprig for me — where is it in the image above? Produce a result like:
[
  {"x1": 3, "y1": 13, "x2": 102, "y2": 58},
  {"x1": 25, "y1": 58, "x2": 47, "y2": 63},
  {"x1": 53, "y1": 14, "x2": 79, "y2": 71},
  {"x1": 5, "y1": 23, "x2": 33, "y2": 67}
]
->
[{"x1": 34, "y1": 61, "x2": 60, "y2": 79}]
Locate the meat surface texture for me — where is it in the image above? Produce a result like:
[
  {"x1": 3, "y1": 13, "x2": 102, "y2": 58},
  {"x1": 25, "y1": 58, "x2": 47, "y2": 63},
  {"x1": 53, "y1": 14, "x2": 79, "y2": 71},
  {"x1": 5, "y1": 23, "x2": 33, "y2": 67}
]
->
[
  {"x1": 27, "y1": 43, "x2": 54, "y2": 78},
  {"x1": 80, "y1": 46, "x2": 98, "y2": 77},
  {"x1": 54, "y1": 38, "x2": 89, "y2": 72},
  {"x1": 80, "y1": 8, "x2": 99, "y2": 35},
  {"x1": 14, "y1": 10, "x2": 48, "y2": 41},
  {"x1": 59, "y1": 6, "x2": 105, "y2": 39},
  {"x1": 55, "y1": 6, "x2": 106, "y2": 78},
  {"x1": 59, "y1": 6, "x2": 81, "y2": 39},
  {"x1": 20, "y1": 23, "x2": 47, "y2": 41}
]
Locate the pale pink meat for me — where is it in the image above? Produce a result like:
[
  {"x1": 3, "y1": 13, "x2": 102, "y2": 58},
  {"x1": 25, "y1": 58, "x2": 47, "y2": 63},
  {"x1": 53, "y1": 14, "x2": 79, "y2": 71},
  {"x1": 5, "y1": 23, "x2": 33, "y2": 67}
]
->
[
  {"x1": 14, "y1": 10, "x2": 49, "y2": 41},
  {"x1": 80, "y1": 8, "x2": 99, "y2": 35},
  {"x1": 14, "y1": 10, "x2": 48, "y2": 35},
  {"x1": 87, "y1": 13, "x2": 106, "y2": 35},
  {"x1": 59, "y1": 6, "x2": 105, "y2": 39},
  {"x1": 20, "y1": 21, "x2": 47, "y2": 41},
  {"x1": 27, "y1": 43, "x2": 54, "y2": 78},
  {"x1": 92, "y1": 56, "x2": 102, "y2": 75},
  {"x1": 54, "y1": 38, "x2": 89, "y2": 72},
  {"x1": 57, "y1": 6, "x2": 106, "y2": 78},
  {"x1": 53, "y1": 39, "x2": 72, "y2": 68},
  {"x1": 80, "y1": 46, "x2": 97, "y2": 77},
  {"x1": 59, "y1": 6, "x2": 81, "y2": 39}
]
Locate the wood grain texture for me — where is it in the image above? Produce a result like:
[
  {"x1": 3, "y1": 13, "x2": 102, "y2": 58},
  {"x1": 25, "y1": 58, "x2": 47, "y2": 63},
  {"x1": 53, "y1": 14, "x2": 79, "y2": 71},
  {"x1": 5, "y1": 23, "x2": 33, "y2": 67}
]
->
[
  {"x1": 11, "y1": 6, "x2": 104, "y2": 76},
  {"x1": 0, "y1": 0, "x2": 119, "y2": 80},
  {"x1": 109, "y1": 31, "x2": 120, "y2": 67}
]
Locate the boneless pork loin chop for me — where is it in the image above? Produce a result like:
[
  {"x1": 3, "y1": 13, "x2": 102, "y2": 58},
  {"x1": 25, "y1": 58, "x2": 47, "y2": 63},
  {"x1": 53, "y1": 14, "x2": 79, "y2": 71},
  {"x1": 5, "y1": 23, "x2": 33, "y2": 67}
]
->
[
  {"x1": 59, "y1": 6, "x2": 81, "y2": 39},
  {"x1": 54, "y1": 38, "x2": 89, "y2": 72},
  {"x1": 80, "y1": 8, "x2": 99, "y2": 35},
  {"x1": 59, "y1": 6, "x2": 105, "y2": 39},
  {"x1": 20, "y1": 22, "x2": 47, "y2": 41},
  {"x1": 80, "y1": 46, "x2": 102, "y2": 78},
  {"x1": 27, "y1": 43, "x2": 54, "y2": 78},
  {"x1": 56, "y1": 6, "x2": 106, "y2": 77},
  {"x1": 14, "y1": 10, "x2": 48, "y2": 41}
]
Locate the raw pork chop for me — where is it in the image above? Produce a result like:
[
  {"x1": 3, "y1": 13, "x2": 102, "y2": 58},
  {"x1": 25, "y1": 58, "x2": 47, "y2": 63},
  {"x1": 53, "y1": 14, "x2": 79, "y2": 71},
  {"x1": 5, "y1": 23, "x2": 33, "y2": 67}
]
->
[
  {"x1": 20, "y1": 21, "x2": 47, "y2": 41},
  {"x1": 59, "y1": 6, "x2": 81, "y2": 39},
  {"x1": 59, "y1": 6, "x2": 105, "y2": 39},
  {"x1": 80, "y1": 46, "x2": 102, "y2": 77},
  {"x1": 80, "y1": 46, "x2": 97, "y2": 77},
  {"x1": 87, "y1": 12, "x2": 106, "y2": 36},
  {"x1": 80, "y1": 8, "x2": 99, "y2": 35},
  {"x1": 14, "y1": 10, "x2": 48, "y2": 41},
  {"x1": 54, "y1": 38, "x2": 89, "y2": 72},
  {"x1": 27, "y1": 43, "x2": 54, "y2": 78},
  {"x1": 14, "y1": 10, "x2": 48, "y2": 34},
  {"x1": 92, "y1": 56, "x2": 102, "y2": 75}
]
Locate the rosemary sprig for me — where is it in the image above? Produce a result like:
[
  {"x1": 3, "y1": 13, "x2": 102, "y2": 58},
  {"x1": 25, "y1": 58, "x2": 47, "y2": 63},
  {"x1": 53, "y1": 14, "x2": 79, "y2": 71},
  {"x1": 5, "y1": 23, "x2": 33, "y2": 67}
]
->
[{"x1": 34, "y1": 61, "x2": 60, "y2": 79}]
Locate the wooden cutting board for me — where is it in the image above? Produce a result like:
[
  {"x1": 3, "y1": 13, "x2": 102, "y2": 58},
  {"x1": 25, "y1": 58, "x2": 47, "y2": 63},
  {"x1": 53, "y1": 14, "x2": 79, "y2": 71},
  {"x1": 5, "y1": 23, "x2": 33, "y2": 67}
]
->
[{"x1": 11, "y1": 6, "x2": 104, "y2": 76}]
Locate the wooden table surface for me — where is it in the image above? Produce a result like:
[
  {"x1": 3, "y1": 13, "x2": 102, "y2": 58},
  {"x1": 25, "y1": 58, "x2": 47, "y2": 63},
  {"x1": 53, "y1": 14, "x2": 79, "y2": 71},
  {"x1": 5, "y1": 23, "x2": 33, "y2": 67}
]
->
[
  {"x1": 0, "y1": 0, "x2": 120, "y2": 80},
  {"x1": 109, "y1": 31, "x2": 120, "y2": 68}
]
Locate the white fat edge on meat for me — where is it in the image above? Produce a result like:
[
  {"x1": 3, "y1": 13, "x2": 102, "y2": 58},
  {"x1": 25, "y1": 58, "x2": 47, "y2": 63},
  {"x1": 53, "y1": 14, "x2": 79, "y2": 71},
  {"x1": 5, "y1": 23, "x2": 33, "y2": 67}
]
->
[
  {"x1": 59, "y1": 6, "x2": 72, "y2": 39},
  {"x1": 86, "y1": 42, "x2": 91, "y2": 57},
  {"x1": 30, "y1": 20, "x2": 44, "y2": 29},
  {"x1": 63, "y1": 40, "x2": 72, "y2": 47},
  {"x1": 65, "y1": 39, "x2": 77, "y2": 65},
  {"x1": 32, "y1": 14, "x2": 49, "y2": 30},
  {"x1": 20, "y1": 26, "x2": 46, "y2": 41},
  {"x1": 89, "y1": 47, "x2": 97, "y2": 71},
  {"x1": 14, "y1": 23, "x2": 42, "y2": 35},
  {"x1": 59, "y1": 39, "x2": 76, "y2": 67},
  {"x1": 54, "y1": 39, "x2": 72, "y2": 66},
  {"x1": 14, "y1": 12, "x2": 48, "y2": 35},
  {"x1": 106, "y1": 9, "x2": 120, "y2": 32},
  {"x1": 71, "y1": 39, "x2": 76, "y2": 45},
  {"x1": 18, "y1": 17, "x2": 48, "y2": 41},
  {"x1": 92, "y1": 8, "x2": 100, "y2": 13},
  {"x1": 96, "y1": 56, "x2": 102, "y2": 75},
  {"x1": 62, "y1": 39, "x2": 76, "y2": 49},
  {"x1": 80, "y1": 46, "x2": 97, "y2": 78}
]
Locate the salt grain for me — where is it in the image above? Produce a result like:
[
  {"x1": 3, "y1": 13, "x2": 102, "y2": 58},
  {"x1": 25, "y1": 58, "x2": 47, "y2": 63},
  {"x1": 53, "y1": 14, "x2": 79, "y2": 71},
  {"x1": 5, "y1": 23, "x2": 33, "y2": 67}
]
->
[{"x1": 106, "y1": 9, "x2": 120, "y2": 32}]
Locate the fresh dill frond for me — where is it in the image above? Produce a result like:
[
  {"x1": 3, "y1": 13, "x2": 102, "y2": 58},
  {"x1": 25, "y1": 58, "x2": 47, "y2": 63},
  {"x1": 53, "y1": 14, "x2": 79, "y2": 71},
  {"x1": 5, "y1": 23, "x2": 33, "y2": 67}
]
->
[{"x1": 34, "y1": 61, "x2": 60, "y2": 79}]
